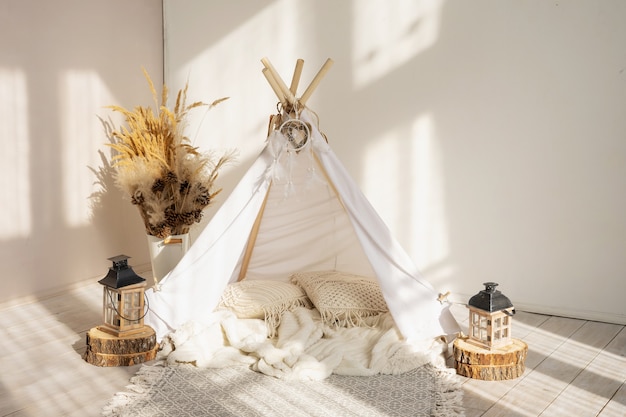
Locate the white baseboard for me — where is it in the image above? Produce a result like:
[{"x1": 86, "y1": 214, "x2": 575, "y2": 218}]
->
[
  {"x1": 0, "y1": 262, "x2": 154, "y2": 311},
  {"x1": 449, "y1": 293, "x2": 626, "y2": 326}
]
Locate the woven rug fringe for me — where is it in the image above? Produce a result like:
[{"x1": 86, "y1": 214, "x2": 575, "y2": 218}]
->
[
  {"x1": 433, "y1": 367, "x2": 465, "y2": 417},
  {"x1": 101, "y1": 364, "x2": 165, "y2": 417}
]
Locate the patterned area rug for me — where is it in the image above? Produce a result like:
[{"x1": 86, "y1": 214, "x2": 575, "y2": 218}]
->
[{"x1": 103, "y1": 364, "x2": 464, "y2": 417}]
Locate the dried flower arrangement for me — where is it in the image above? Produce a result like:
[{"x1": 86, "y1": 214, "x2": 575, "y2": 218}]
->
[{"x1": 105, "y1": 69, "x2": 234, "y2": 239}]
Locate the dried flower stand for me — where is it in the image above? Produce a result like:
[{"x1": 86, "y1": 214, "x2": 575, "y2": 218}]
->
[
  {"x1": 103, "y1": 68, "x2": 233, "y2": 288},
  {"x1": 147, "y1": 233, "x2": 190, "y2": 284}
]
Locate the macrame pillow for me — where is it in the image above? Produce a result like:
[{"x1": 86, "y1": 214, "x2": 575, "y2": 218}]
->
[
  {"x1": 290, "y1": 270, "x2": 389, "y2": 328},
  {"x1": 217, "y1": 280, "x2": 312, "y2": 338}
]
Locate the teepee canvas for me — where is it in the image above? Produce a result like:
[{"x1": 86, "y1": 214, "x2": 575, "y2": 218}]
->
[{"x1": 145, "y1": 59, "x2": 459, "y2": 343}]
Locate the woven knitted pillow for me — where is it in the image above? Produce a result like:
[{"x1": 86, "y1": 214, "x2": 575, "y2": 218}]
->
[
  {"x1": 218, "y1": 280, "x2": 313, "y2": 338},
  {"x1": 290, "y1": 270, "x2": 388, "y2": 328}
]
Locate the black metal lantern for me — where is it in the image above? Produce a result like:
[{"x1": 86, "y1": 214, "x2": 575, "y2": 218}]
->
[
  {"x1": 98, "y1": 255, "x2": 147, "y2": 337},
  {"x1": 467, "y1": 282, "x2": 515, "y2": 350}
]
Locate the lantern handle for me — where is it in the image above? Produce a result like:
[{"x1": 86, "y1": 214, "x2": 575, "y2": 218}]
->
[{"x1": 106, "y1": 290, "x2": 150, "y2": 322}]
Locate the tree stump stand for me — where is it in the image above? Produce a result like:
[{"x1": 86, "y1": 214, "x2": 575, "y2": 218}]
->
[
  {"x1": 453, "y1": 337, "x2": 527, "y2": 380},
  {"x1": 84, "y1": 326, "x2": 158, "y2": 367}
]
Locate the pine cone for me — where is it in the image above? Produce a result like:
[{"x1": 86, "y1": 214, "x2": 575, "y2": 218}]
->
[
  {"x1": 164, "y1": 206, "x2": 178, "y2": 226},
  {"x1": 164, "y1": 171, "x2": 178, "y2": 184},
  {"x1": 154, "y1": 222, "x2": 172, "y2": 238},
  {"x1": 152, "y1": 179, "x2": 165, "y2": 193},
  {"x1": 195, "y1": 192, "x2": 211, "y2": 206},
  {"x1": 131, "y1": 190, "x2": 144, "y2": 205},
  {"x1": 179, "y1": 211, "x2": 197, "y2": 226}
]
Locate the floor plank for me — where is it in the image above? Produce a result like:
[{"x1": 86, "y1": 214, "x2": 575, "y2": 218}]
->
[
  {"x1": 481, "y1": 319, "x2": 620, "y2": 416},
  {"x1": 449, "y1": 304, "x2": 626, "y2": 417},
  {"x1": 461, "y1": 316, "x2": 583, "y2": 416},
  {"x1": 0, "y1": 283, "x2": 141, "y2": 417},
  {"x1": 539, "y1": 324, "x2": 625, "y2": 416},
  {"x1": 598, "y1": 380, "x2": 626, "y2": 417}
]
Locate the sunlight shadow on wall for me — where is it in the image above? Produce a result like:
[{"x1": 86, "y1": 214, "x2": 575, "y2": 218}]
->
[
  {"x1": 0, "y1": 68, "x2": 31, "y2": 240},
  {"x1": 60, "y1": 70, "x2": 114, "y2": 227},
  {"x1": 351, "y1": 0, "x2": 444, "y2": 89},
  {"x1": 409, "y1": 114, "x2": 449, "y2": 272},
  {"x1": 169, "y1": 0, "x2": 308, "y2": 166},
  {"x1": 361, "y1": 113, "x2": 451, "y2": 284}
]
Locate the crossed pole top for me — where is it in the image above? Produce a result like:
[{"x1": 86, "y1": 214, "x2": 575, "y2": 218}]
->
[{"x1": 261, "y1": 57, "x2": 334, "y2": 113}]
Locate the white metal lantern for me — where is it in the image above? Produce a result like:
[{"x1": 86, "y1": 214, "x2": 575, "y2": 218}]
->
[
  {"x1": 467, "y1": 282, "x2": 515, "y2": 350},
  {"x1": 98, "y1": 255, "x2": 147, "y2": 337}
]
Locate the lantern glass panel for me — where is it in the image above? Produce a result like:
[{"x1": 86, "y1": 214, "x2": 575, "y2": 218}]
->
[
  {"x1": 103, "y1": 287, "x2": 121, "y2": 327},
  {"x1": 119, "y1": 288, "x2": 143, "y2": 327}
]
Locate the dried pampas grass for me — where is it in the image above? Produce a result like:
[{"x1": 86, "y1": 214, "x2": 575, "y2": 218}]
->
[{"x1": 105, "y1": 68, "x2": 234, "y2": 238}]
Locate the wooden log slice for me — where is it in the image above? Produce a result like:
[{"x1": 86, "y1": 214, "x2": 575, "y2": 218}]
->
[
  {"x1": 453, "y1": 337, "x2": 528, "y2": 381},
  {"x1": 85, "y1": 326, "x2": 156, "y2": 354},
  {"x1": 84, "y1": 348, "x2": 157, "y2": 367},
  {"x1": 84, "y1": 326, "x2": 158, "y2": 367}
]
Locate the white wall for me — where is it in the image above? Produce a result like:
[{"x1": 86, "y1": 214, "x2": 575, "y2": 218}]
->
[
  {"x1": 163, "y1": 0, "x2": 626, "y2": 324},
  {"x1": 0, "y1": 0, "x2": 162, "y2": 305}
]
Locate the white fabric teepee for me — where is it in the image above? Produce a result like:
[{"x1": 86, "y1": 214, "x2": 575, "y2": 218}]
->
[
  {"x1": 145, "y1": 107, "x2": 459, "y2": 343},
  {"x1": 144, "y1": 59, "x2": 459, "y2": 344}
]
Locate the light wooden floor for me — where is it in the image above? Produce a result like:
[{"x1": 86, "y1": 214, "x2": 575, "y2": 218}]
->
[
  {"x1": 446, "y1": 303, "x2": 626, "y2": 417},
  {"x1": 0, "y1": 282, "x2": 624, "y2": 417}
]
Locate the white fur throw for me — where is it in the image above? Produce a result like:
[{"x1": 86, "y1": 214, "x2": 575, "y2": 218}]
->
[{"x1": 156, "y1": 307, "x2": 444, "y2": 381}]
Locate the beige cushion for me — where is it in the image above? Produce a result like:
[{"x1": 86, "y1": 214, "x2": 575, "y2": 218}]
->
[
  {"x1": 218, "y1": 280, "x2": 312, "y2": 338},
  {"x1": 290, "y1": 270, "x2": 388, "y2": 328}
]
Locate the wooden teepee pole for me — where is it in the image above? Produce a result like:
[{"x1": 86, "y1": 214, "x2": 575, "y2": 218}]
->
[
  {"x1": 237, "y1": 185, "x2": 271, "y2": 281},
  {"x1": 261, "y1": 57, "x2": 296, "y2": 107},
  {"x1": 289, "y1": 59, "x2": 304, "y2": 96},
  {"x1": 300, "y1": 58, "x2": 334, "y2": 106},
  {"x1": 262, "y1": 68, "x2": 288, "y2": 109}
]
